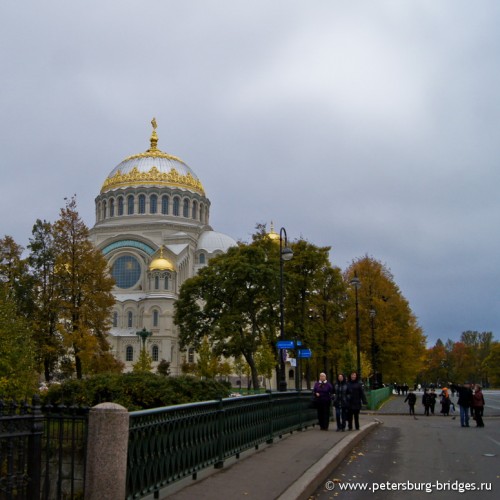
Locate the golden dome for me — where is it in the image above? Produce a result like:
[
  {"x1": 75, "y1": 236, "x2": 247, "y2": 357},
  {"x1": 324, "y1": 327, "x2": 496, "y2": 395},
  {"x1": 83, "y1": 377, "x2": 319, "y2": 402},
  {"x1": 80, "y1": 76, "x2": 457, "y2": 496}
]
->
[
  {"x1": 267, "y1": 221, "x2": 280, "y2": 241},
  {"x1": 149, "y1": 247, "x2": 175, "y2": 271},
  {"x1": 101, "y1": 118, "x2": 205, "y2": 195}
]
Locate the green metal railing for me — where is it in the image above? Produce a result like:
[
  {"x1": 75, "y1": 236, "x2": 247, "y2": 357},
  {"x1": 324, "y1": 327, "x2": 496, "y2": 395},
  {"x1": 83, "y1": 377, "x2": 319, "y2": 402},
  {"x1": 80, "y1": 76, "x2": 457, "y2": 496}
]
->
[
  {"x1": 126, "y1": 391, "x2": 317, "y2": 499},
  {"x1": 366, "y1": 386, "x2": 392, "y2": 410}
]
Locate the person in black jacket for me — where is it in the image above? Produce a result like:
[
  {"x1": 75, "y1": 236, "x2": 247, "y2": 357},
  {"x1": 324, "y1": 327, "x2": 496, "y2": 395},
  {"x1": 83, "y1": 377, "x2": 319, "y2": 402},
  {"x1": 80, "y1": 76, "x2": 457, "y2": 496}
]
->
[
  {"x1": 404, "y1": 389, "x2": 417, "y2": 415},
  {"x1": 422, "y1": 388, "x2": 432, "y2": 416},
  {"x1": 457, "y1": 382, "x2": 473, "y2": 427},
  {"x1": 333, "y1": 373, "x2": 348, "y2": 431},
  {"x1": 347, "y1": 372, "x2": 367, "y2": 430}
]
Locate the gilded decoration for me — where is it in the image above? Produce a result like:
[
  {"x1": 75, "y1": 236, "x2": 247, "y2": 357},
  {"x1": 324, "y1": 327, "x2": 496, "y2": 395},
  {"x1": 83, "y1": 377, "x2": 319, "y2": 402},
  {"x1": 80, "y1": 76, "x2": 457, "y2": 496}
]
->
[
  {"x1": 101, "y1": 165, "x2": 205, "y2": 195},
  {"x1": 101, "y1": 118, "x2": 205, "y2": 195}
]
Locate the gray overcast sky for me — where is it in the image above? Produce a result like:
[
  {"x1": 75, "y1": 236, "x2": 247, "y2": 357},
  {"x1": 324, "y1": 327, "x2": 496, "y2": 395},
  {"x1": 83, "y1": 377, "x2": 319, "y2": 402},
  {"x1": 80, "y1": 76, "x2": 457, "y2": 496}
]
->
[{"x1": 1, "y1": 1, "x2": 499, "y2": 346}]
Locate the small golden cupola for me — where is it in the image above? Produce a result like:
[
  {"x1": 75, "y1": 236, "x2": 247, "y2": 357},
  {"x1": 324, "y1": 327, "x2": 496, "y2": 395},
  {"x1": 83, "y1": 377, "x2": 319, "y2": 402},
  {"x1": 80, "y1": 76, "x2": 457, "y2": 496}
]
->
[
  {"x1": 267, "y1": 221, "x2": 280, "y2": 241},
  {"x1": 149, "y1": 247, "x2": 175, "y2": 271}
]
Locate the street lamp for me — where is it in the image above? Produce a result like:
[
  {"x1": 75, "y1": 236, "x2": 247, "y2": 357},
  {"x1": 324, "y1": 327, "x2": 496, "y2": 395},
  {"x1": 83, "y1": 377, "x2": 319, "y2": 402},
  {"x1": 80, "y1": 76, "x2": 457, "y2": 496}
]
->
[
  {"x1": 278, "y1": 227, "x2": 293, "y2": 392},
  {"x1": 370, "y1": 307, "x2": 377, "y2": 389},
  {"x1": 349, "y1": 272, "x2": 361, "y2": 380},
  {"x1": 136, "y1": 327, "x2": 152, "y2": 351}
]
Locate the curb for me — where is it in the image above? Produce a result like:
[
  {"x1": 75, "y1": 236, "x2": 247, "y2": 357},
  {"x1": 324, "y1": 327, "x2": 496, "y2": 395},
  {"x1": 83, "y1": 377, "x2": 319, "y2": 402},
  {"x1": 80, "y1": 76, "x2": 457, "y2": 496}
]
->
[{"x1": 276, "y1": 420, "x2": 380, "y2": 500}]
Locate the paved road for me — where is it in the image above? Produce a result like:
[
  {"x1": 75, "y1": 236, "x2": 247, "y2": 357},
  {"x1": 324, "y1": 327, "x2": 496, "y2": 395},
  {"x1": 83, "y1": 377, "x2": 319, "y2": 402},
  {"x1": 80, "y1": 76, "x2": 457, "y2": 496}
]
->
[{"x1": 311, "y1": 414, "x2": 499, "y2": 499}]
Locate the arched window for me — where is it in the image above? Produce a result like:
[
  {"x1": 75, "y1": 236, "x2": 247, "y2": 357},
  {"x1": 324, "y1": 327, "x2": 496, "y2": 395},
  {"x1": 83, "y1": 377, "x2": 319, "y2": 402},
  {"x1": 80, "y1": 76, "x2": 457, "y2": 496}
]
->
[
  {"x1": 126, "y1": 345, "x2": 134, "y2": 362},
  {"x1": 188, "y1": 347, "x2": 195, "y2": 364},
  {"x1": 173, "y1": 197, "x2": 180, "y2": 216},
  {"x1": 118, "y1": 196, "x2": 124, "y2": 216},
  {"x1": 113, "y1": 311, "x2": 118, "y2": 327},
  {"x1": 164, "y1": 275, "x2": 169, "y2": 290},
  {"x1": 161, "y1": 195, "x2": 169, "y2": 214},
  {"x1": 153, "y1": 310, "x2": 159, "y2": 327},
  {"x1": 127, "y1": 311, "x2": 133, "y2": 328},
  {"x1": 199, "y1": 253, "x2": 206, "y2": 265},
  {"x1": 200, "y1": 204, "x2": 204, "y2": 223},
  {"x1": 154, "y1": 275, "x2": 159, "y2": 290},
  {"x1": 152, "y1": 345, "x2": 159, "y2": 362},
  {"x1": 183, "y1": 198, "x2": 189, "y2": 218},
  {"x1": 192, "y1": 201, "x2": 198, "y2": 220},
  {"x1": 110, "y1": 198, "x2": 115, "y2": 217},
  {"x1": 102, "y1": 201, "x2": 107, "y2": 219},
  {"x1": 138, "y1": 194, "x2": 146, "y2": 214},
  {"x1": 150, "y1": 194, "x2": 158, "y2": 214},
  {"x1": 127, "y1": 195, "x2": 134, "y2": 215}
]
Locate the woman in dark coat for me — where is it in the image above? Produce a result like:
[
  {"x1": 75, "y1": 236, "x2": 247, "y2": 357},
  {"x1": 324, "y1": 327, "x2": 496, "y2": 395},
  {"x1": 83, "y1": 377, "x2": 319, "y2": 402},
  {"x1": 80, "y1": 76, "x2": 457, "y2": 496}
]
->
[
  {"x1": 472, "y1": 384, "x2": 485, "y2": 427},
  {"x1": 346, "y1": 372, "x2": 367, "y2": 430},
  {"x1": 313, "y1": 372, "x2": 333, "y2": 430},
  {"x1": 333, "y1": 374, "x2": 348, "y2": 431}
]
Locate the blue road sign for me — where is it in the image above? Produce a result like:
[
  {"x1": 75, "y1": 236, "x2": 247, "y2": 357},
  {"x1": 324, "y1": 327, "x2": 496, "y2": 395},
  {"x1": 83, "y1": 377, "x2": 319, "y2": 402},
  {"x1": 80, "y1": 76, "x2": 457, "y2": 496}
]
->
[
  {"x1": 277, "y1": 340, "x2": 295, "y2": 349},
  {"x1": 297, "y1": 348, "x2": 312, "y2": 358}
]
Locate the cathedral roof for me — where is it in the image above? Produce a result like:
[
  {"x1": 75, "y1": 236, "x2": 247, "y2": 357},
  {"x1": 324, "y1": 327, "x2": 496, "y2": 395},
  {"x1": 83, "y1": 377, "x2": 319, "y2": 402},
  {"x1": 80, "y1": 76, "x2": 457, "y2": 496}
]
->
[
  {"x1": 197, "y1": 231, "x2": 237, "y2": 253},
  {"x1": 101, "y1": 118, "x2": 205, "y2": 195}
]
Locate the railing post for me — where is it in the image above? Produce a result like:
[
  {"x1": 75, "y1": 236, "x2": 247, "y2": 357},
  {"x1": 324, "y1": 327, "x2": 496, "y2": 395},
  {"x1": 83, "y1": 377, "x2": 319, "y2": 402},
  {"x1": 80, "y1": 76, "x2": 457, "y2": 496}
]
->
[
  {"x1": 214, "y1": 398, "x2": 225, "y2": 469},
  {"x1": 84, "y1": 402, "x2": 129, "y2": 500},
  {"x1": 27, "y1": 395, "x2": 43, "y2": 500},
  {"x1": 266, "y1": 391, "x2": 274, "y2": 443}
]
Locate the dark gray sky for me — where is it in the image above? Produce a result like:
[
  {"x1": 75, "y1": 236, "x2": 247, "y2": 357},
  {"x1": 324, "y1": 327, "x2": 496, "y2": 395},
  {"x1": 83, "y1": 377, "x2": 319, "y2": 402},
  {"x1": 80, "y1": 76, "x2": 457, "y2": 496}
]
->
[{"x1": 1, "y1": 1, "x2": 499, "y2": 346}]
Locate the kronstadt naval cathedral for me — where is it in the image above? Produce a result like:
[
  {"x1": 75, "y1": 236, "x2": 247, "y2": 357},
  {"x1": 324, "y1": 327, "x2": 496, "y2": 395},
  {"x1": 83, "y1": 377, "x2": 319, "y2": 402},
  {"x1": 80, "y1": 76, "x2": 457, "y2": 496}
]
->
[{"x1": 89, "y1": 119, "x2": 237, "y2": 374}]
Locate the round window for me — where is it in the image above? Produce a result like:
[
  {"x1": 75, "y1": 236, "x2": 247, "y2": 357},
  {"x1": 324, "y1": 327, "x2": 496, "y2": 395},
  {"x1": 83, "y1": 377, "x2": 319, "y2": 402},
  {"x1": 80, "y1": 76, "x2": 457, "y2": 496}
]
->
[{"x1": 111, "y1": 255, "x2": 141, "y2": 289}]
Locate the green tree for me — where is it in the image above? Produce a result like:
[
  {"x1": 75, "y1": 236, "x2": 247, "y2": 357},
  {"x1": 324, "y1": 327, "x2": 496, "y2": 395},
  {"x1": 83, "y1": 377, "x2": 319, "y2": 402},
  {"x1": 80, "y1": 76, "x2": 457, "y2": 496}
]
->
[
  {"x1": 175, "y1": 242, "x2": 279, "y2": 389},
  {"x1": 28, "y1": 219, "x2": 63, "y2": 381},
  {"x1": 0, "y1": 284, "x2": 38, "y2": 398},
  {"x1": 52, "y1": 196, "x2": 117, "y2": 379},
  {"x1": 0, "y1": 235, "x2": 35, "y2": 318}
]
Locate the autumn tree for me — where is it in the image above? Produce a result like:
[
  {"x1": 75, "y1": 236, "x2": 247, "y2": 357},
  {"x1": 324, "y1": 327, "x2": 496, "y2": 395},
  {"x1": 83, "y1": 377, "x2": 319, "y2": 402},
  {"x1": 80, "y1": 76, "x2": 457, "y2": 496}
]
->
[
  {"x1": 52, "y1": 196, "x2": 117, "y2": 379},
  {"x1": 344, "y1": 256, "x2": 426, "y2": 384}
]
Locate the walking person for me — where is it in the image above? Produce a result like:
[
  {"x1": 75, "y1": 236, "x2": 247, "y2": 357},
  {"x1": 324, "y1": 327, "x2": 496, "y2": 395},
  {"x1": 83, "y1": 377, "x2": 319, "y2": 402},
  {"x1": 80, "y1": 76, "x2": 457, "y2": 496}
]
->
[
  {"x1": 429, "y1": 388, "x2": 437, "y2": 415},
  {"x1": 422, "y1": 388, "x2": 432, "y2": 416},
  {"x1": 333, "y1": 373, "x2": 348, "y2": 431},
  {"x1": 313, "y1": 372, "x2": 333, "y2": 431},
  {"x1": 456, "y1": 382, "x2": 473, "y2": 427},
  {"x1": 347, "y1": 372, "x2": 367, "y2": 430},
  {"x1": 404, "y1": 389, "x2": 417, "y2": 416},
  {"x1": 440, "y1": 387, "x2": 451, "y2": 416},
  {"x1": 472, "y1": 384, "x2": 485, "y2": 428}
]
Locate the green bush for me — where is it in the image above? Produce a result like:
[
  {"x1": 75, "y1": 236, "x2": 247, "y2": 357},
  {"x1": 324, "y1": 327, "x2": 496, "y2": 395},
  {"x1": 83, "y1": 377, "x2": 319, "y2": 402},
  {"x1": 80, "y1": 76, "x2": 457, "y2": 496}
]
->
[{"x1": 41, "y1": 373, "x2": 231, "y2": 411}]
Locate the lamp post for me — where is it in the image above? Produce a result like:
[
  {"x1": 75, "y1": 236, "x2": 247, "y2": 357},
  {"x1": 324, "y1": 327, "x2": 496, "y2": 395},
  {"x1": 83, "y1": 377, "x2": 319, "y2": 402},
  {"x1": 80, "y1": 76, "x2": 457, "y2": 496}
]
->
[
  {"x1": 278, "y1": 227, "x2": 293, "y2": 392},
  {"x1": 349, "y1": 272, "x2": 361, "y2": 380},
  {"x1": 369, "y1": 307, "x2": 377, "y2": 389},
  {"x1": 136, "y1": 327, "x2": 152, "y2": 351}
]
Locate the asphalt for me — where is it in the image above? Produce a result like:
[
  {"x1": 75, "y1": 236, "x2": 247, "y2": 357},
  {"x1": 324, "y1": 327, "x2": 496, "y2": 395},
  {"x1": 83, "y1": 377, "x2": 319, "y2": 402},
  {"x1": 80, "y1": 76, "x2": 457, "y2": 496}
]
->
[{"x1": 151, "y1": 392, "x2": 500, "y2": 500}]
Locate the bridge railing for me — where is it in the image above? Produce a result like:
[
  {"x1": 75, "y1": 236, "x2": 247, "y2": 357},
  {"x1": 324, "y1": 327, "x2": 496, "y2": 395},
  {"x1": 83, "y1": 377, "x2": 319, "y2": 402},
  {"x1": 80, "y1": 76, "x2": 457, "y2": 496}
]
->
[{"x1": 126, "y1": 391, "x2": 317, "y2": 499}]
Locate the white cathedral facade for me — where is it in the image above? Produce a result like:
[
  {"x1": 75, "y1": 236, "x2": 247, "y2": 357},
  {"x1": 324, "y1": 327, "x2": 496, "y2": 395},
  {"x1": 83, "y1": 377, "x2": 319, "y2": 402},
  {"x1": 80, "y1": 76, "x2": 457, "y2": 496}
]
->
[{"x1": 89, "y1": 120, "x2": 236, "y2": 375}]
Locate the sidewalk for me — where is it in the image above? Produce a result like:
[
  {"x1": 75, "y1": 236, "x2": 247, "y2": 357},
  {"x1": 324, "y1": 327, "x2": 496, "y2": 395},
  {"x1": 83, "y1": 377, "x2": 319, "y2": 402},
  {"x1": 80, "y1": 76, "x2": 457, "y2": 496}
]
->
[
  {"x1": 156, "y1": 417, "x2": 379, "y2": 500},
  {"x1": 153, "y1": 393, "x2": 499, "y2": 499}
]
